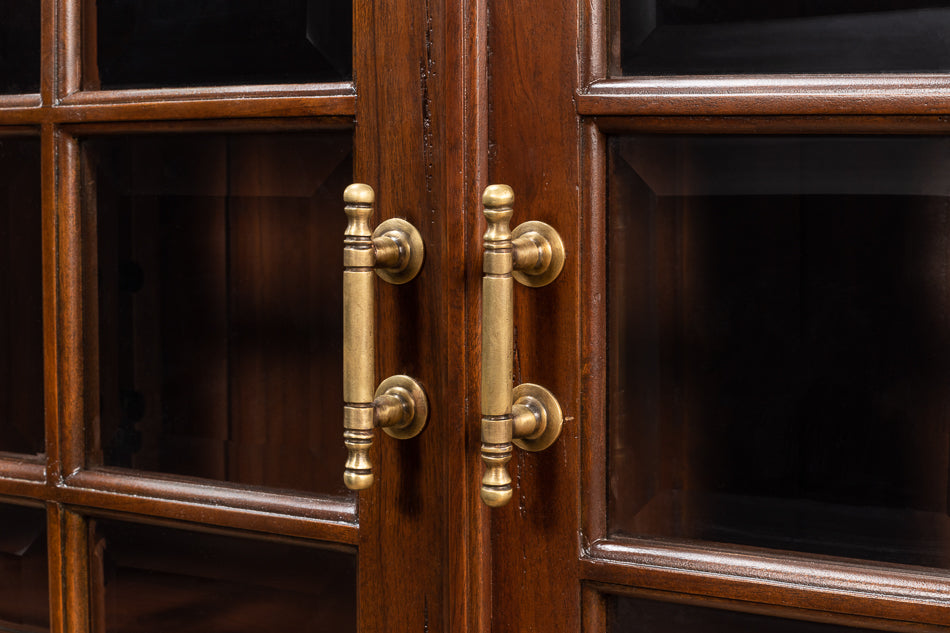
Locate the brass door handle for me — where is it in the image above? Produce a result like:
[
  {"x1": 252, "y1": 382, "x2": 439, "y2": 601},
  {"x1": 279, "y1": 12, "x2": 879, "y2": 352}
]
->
[
  {"x1": 480, "y1": 185, "x2": 565, "y2": 507},
  {"x1": 343, "y1": 184, "x2": 428, "y2": 490}
]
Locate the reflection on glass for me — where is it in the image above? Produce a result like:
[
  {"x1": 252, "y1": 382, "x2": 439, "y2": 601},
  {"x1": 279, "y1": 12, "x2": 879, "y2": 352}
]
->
[
  {"x1": 83, "y1": 132, "x2": 352, "y2": 498},
  {"x1": 94, "y1": 0, "x2": 352, "y2": 89},
  {"x1": 0, "y1": 503, "x2": 49, "y2": 630},
  {"x1": 93, "y1": 519, "x2": 356, "y2": 633},
  {"x1": 608, "y1": 136, "x2": 950, "y2": 567},
  {"x1": 614, "y1": 1, "x2": 950, "y2": 74},
  {"x1": 0, "y1": 137, "x2": 44, "y2": 456},
  {"x1": 0, "y1": 1, "x2": 40, "y2": 94},
  {"x1": 609, "y1": 595, "x2": 883, "y2": 633}
]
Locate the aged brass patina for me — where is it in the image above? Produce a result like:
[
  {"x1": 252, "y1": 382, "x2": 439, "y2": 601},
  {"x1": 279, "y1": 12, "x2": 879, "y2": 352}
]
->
[
  {"x1": 343, "y1": 184, "x2": 427, "y2": 491},
  {"x1": 480, "y1": 184, "x2": 564, "y2": 507}
]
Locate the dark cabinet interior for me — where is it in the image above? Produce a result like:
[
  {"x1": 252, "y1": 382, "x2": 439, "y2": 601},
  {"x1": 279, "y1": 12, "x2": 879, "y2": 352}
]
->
[
  {"x1": 614, "y1": 0, "x2": 950, "y2": 74},
  {"x1": 608, "y1": 135, "x2": 950, "y2": 568},
  {"x1": 90, "y1": 0, "x2": 352, "y2": 89},
  {"x1": 83, "y1": 132, "x2": 353, "y2": 497}
]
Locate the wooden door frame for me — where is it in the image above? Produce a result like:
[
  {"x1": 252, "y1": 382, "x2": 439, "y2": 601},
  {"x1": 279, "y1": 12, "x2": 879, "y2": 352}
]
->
[
  {"x1": 352, "y1": 0, "x2": 489, "y2": 631},
  {"x1": 0, "y1": 1, "x2": 494, "y2": 632},
  {"x1": 486, "y1": 0, "x2": 950, "y2": 632}
]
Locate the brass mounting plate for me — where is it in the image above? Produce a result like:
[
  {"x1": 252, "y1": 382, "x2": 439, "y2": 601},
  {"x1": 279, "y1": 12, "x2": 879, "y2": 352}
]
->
[
  {"x1": 374, "y1": 218, "x2": 424, "y2": 285},
  {"x1": 512, "y1": 383, "x2": 563, "y2": 452},
  {"x1": 511, "y1": 221, "x2": 565, "y2": 287},
  {"x1": 378, "y1": 375, "x2": 429, "y2": 439}
]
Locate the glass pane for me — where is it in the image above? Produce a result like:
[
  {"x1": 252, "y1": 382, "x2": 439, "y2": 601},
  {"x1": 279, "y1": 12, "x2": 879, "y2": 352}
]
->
[
  {"x1": 0, "y1": 137, "x2": 44, "y2": 457},
  {"x1": 609, "y1": 595, "x2": 886, "y2": 633},
  {"x1": 93, "y1": 0, "x2": 352, "y2": 89},
  {"x1": 614, "y1": 1, "x2": 950, "y2": 75},
  {"x1": 92, "y1": 518, "x2": 356, "y2": 633},
  {"x1": 0, "y1": 503, "x2": 49, "y2": 630},
  {"x1": 608, "y1": 135, "x2": 950, "y2": 568},
  {"x1": 83, "y1": 132, "x2": 352, "y2": 498},
  {"x1": 0, "y1": 1, "x2": 40, "y2": 94}
]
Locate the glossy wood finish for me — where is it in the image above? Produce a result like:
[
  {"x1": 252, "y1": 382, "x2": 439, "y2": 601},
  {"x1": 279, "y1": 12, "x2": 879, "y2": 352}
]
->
[
  {"x1": 487, "y1": 1, "x2": 582, "y2": 632},
  {"x1": 1, "y1": 1, "x2": 949, "y2": 632},
  {"x1": 585, "y1": 540, "x2": 950, "y2": 626},
  {"x1": 495, "y1": 0, "x2": 950, "y2": 631},
  {"x1": 578, "y1": 77, "x2": 950, "y2": 116},
  {"x1": 0, "y1": 88, "x2": 354, "y2": 125},
  {"x1": 351, "y1": 0, "x2": 469, "y2": 629},
  {"x1": 0, "y1": 1, "x2": 457, "y2": 632}
]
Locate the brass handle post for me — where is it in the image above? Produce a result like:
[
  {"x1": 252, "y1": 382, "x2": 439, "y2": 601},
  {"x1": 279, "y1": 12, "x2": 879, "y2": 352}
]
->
[
  {"x1": 480, "y1": 185, "x2": 565, "y2": 507},
  {"x1": 343, "y1": 184, "x2": 427, "y2": 491}
]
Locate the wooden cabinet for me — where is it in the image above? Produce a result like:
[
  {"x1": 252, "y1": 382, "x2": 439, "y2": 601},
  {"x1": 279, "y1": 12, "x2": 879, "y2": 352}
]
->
[{"x1": 0, "y1": 1, "x2": 948, "y2": 632}]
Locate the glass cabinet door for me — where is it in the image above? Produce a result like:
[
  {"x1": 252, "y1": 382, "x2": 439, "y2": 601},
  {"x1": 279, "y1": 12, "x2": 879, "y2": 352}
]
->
[
  {"x1": 612, "y1": 0, "x2": 950, "y2": 75},
  {"x1": 0, "y1": 137, "x2": 43, "y2": 458},
  {"x1": 88, "y1": 1, "x2": 351, "y2": 89},
  {"x1": 0, "y1": 1, "x2": 40, "y2": 95},
  {"x1": 82, "y1": 131, "x2": 352, "y2": 498},
  {"x1": 0, "y1": 1, "x2": 454, "y2": 631},
  {"x1": 608, "y1": 135, "x2": 950, "y2": 569},
  {"x1": 485, "y1": 0, "x2": 950, "y2": 631}
]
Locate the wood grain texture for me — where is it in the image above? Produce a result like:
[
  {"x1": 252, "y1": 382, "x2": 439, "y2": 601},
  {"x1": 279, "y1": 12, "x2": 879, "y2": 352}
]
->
[
  {"x1": 353, "y1": 0, "x2": 458, "y2": 630},
  {"x1": 487, "y1": 1, "x2": 582, "y2": 632},
  {"x1": 62, "y1": 508, "x2": 89, "y2": 633},
  {"x1": 6, "y1": 2, "x2": 950, "y2": 632},
  {"x1": 588, "y1": 583, "x2": 950, "y2": 633},
  {"x1": 446, "y1": 0, "x2": 491, "y2": 631},
  {"x1": 60, "y1": 117, "x2": 351, "y2": 136},
  {"x1": 0, "y1": 95, "x2": 41, "y2": 109},
  {"x1": 57, "y1": 93, "x2": 354, "y2": 122},
  {"x1": 580, "y1": 121, "x2": 608, "y2": 549},
  {"x1": 42, "y1": 122, "x2": 61, "y2": 486},
  {"x1": 56, "y1": 132, "x2": 84, "y2": 480},
  {"x1": 15, "y1": 2, "x2": 444, "y2": 631},
  {"x1": 515, "y1": 1, "x2": 950, "y2": 632},
  {"x1": 40, "y1": 0, "x2": 54, "y2": 104},
  {"x1": 585, "y1": 540, "x2": 950, "y2": 626},
  {"x1": 62, "y1": 470, "x2": 356, "y2": 543},
  {"x1": 0, "y1": 88, "x2": 355, "y2": 126},
  {"x1": 0, "y1": 461, "x2": 47, "y2": 499},
  {"x1": 578, "y1": 76, "x2": 950, "y2": 116},
  {"x1": 47, "y1": 503, "x2": 65, "y2": 633},
  {"x1": 62, "y1": 0, "x2": 81, "y2": 97},
  {"x1": 592, "y1": 115, "x2": 950, "y2": 134}
]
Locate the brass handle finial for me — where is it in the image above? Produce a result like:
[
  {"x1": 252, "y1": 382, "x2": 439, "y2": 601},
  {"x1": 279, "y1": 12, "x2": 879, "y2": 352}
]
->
[
  {"x1": 343, "y1": 184, "x2": 427, "y2": 491},
  {"x1": 480, "y1": 185, "x2": 565, "y2": 507}
]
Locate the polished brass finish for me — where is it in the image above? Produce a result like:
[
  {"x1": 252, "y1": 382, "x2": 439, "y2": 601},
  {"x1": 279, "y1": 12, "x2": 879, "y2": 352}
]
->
[
  {"x1": 343, "y1": 184, "x2": 427, "y2": 491},
  {"x1": 480, "y1": 184, "x2": 565, "y2": 507}
]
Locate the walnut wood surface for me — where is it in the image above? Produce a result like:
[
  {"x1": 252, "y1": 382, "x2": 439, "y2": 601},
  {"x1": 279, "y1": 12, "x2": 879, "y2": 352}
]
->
[
  {"x1": 1, "y1": 1, "x2": 445, "y2": 632},
  {"x1": 352, "y1": 0, "x2": 465, "y2": 632},
  {"x1": 585, "y1": 540, "x2": 950, "y2": 627},
  {"x1": 494, "y1": 1, "x2": 950, "y2": 632},
  {"x1": 578, "y1": 76, "x2": 950, "y2": 116},
  {"x1": 487, "y1": 1, "x2": 583, "y2": 632},
  {"x1": 0, "y1": 1, "x2": 947, "y2": 632}
]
